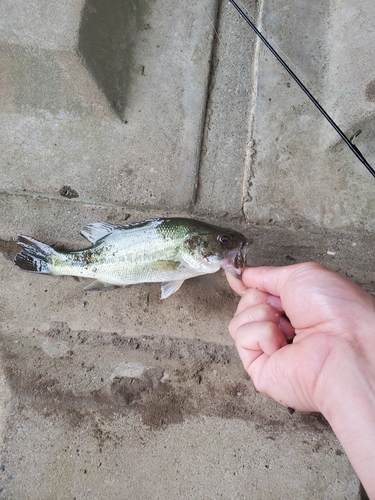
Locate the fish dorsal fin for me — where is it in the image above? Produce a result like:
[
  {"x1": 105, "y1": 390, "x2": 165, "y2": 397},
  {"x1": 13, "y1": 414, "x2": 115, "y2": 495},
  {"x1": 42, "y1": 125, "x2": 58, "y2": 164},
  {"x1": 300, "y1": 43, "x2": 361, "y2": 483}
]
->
[
  {"x1": 80, "y1": 222, "x2": 121, "y2": 243},
  {"x1": 160, "y1": 280, "x2": 185, "y2": 299}
]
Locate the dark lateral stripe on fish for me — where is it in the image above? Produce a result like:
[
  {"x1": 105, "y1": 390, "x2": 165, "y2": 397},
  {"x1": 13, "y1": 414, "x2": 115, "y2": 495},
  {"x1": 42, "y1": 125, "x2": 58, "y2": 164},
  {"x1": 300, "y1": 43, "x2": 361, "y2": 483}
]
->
[{"x1": 14, "y1": 235, "x2": 52, "y2": 274}]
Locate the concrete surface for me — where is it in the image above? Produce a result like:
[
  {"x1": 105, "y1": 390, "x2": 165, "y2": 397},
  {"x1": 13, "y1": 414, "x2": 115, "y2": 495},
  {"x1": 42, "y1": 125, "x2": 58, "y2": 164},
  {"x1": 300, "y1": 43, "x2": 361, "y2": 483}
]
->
[
  {"x1": 1, "y1": 0, "x2": 375, "y2": 498},
  {"x1": 243, "y1": 0, "x2": 375, "y2": 231},
  {"x1": 0, "y1": 0, "x2": 216, "y2": 209}
]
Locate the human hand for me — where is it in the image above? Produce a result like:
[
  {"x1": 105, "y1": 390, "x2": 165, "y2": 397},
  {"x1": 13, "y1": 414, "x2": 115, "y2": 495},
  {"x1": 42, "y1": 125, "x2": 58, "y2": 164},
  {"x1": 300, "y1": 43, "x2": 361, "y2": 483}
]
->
[
  {"x1": 227, "y1": 263, "x2": 375, "y2": 497},
  {"x1": 226, "y1": 263, "x2": 375, "y2": 413}
]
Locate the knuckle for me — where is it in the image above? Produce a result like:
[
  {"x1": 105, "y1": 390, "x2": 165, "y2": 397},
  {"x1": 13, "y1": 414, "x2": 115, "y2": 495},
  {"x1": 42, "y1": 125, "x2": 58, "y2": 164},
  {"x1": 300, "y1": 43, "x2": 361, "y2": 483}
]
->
[
  {"x1": 263, "y1": 320, "x2": 278, "y2": 336},
  {"x1": 228, "y1": 318, "x2": 236, "y2": 338},
  {"x1": 240, "y1": 288, "x2": 267, "y2": 307},
  {"x1": 253, "y1": 370, "x2": 270, "y2": 394},
  {"x1": 256, "y1": 303, "x2": 279, "y2": 322}
]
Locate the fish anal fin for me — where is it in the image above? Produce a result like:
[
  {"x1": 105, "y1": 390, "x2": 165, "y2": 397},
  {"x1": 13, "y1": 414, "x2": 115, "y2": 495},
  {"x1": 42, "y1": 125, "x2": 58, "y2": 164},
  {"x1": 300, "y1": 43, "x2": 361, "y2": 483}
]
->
[
  {"x1": 80, "y1": 222, "x2": 121, "y2": 243},
  {"x1": 160, "y1": 280, "x2": 185, "y2": 299},
  {"x1": 84, "y1": 280, "x2": 117, "y2": 292}
]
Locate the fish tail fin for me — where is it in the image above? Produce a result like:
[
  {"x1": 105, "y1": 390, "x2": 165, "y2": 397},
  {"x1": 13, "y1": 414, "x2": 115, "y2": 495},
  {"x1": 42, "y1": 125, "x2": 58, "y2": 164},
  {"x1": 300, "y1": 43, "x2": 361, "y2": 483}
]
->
[{"x1": 14, "y1": 235, "x2": 56, "y2": 274}]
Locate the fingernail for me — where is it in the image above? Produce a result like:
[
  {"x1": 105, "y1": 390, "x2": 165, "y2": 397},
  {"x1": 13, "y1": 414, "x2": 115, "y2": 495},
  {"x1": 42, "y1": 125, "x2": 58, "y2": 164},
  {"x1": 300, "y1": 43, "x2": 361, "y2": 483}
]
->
[
  {"x1": 279, "y1": 316, "x2": 295, "y2": 340},
  {"x1": 268, "y1": 295, "x2": 283, "y2": 311}
]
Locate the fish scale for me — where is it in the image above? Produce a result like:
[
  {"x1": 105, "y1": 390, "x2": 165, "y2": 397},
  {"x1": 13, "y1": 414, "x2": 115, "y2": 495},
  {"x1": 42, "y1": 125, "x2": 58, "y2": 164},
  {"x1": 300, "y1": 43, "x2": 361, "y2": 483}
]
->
[{"x1": 52, "y1": 221, "x2": 180, "y2": 283}]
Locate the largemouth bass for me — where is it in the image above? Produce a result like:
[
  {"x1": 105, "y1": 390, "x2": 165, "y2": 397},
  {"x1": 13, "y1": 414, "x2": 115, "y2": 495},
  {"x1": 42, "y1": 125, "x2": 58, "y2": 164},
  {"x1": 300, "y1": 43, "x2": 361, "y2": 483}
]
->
[{"x1": 14, "y1": 218, "x2": 249, "y2": 299}]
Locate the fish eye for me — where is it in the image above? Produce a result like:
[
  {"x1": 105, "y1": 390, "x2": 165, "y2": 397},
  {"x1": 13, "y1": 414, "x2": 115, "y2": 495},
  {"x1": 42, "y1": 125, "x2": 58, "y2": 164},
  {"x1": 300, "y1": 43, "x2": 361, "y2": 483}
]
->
[{"x1": 218, "y1": 234, "x2": 232, "y2": 246}]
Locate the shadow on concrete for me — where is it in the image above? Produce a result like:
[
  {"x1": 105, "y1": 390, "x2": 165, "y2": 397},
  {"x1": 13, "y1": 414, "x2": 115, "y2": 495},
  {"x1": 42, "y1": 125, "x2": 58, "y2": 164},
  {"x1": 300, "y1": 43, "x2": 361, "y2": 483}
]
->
[{"x1": 78, "y1": 0, "x2": 149, "y2": 121}]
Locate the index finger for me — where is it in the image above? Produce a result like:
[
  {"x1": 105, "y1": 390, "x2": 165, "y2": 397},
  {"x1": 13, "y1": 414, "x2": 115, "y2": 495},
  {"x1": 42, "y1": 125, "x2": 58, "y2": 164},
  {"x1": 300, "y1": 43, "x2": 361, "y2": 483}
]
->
[{"x1": 225, "y1": 270, "x2": 248, "y2": 296}]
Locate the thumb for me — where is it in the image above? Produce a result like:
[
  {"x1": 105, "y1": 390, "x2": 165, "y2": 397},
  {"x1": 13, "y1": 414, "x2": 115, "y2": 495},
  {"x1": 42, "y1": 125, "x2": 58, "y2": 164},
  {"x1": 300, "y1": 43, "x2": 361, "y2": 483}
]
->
[{"x1": 240, "y1": 263, "x2": 325, "y2": 297}]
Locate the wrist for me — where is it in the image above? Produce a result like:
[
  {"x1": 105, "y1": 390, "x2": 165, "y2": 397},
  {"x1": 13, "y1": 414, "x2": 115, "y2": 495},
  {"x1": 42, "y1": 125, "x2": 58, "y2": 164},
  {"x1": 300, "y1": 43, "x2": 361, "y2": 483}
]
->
[{"x1": 318, "y1": 354, "x2": 375, "y2": 498}]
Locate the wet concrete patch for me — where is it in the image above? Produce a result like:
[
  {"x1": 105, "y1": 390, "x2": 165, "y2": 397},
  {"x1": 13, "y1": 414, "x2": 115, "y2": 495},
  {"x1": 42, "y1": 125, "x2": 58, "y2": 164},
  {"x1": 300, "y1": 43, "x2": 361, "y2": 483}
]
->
[
  {"x1": 0, "y1": 327, "x2": 330, "y2": 432},
  {"x1": 78, "y1": 0, "x2": 151, "y2": 120},
  {"x1": 365, "y1": 79, "x2": 375, "y2": 102}
]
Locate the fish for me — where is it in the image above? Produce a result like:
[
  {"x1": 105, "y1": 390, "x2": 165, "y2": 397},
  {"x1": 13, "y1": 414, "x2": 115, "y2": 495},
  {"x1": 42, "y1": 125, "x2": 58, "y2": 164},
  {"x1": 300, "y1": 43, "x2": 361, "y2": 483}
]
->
[{"x1": 14, "y1": 217, "x2": 250, "y2": 299}]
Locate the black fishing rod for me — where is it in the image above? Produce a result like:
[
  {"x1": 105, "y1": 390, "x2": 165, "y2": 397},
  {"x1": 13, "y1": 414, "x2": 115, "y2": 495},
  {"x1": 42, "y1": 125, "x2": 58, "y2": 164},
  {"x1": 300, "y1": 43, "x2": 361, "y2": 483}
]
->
[{"x1": 229, "y1": 0, "x2": 375, "y2": 179}]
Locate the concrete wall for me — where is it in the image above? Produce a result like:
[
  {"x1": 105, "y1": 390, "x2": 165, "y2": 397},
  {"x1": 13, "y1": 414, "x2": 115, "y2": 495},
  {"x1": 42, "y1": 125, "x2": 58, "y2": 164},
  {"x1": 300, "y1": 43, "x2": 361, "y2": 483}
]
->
[{"x1": 1, "y1": 0, "x2": 375, "y2": 497}]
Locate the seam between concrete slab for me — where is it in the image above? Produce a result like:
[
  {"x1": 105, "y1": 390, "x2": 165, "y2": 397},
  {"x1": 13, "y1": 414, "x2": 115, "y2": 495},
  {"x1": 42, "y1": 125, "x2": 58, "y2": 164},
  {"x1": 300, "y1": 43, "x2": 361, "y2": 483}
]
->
[
  {"x1": 241, "y1": 0, "x2": 264, "y2": 218},
  {"x1": 191, "y1": 0, "x2": 221, "y2": 210}
]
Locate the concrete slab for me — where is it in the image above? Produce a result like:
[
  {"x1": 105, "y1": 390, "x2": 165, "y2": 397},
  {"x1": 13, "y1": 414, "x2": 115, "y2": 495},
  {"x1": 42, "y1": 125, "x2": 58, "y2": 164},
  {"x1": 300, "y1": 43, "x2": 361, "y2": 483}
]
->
[
  {"x1": 0, "y1": 194, "x2": 242, "y2": 343},
  {"x1": 241, "y1": 0, "x2": 375, "y2": 231},
  {"x1": 2, "y1": 194, "x2": 375, "y2": 341},
  {"x1": 194, "y1": 0, "x2": 258, "y2": 219},
  {"x1": 0, "y1": 0, "x2": 217, "y2": 210},
  {"x1": 0, "y1": 330, "x2": 360, "y2": 499},
  {"x1": 326, "y1": 0, "x2": 375, "y2": 142}
]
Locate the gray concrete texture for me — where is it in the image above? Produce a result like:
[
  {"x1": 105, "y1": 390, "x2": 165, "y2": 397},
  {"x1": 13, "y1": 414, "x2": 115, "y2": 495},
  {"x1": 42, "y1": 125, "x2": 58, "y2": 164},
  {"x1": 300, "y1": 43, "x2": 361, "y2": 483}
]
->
[{"x1": 1, "y1": 0, "x2": 374, "y2": 498}]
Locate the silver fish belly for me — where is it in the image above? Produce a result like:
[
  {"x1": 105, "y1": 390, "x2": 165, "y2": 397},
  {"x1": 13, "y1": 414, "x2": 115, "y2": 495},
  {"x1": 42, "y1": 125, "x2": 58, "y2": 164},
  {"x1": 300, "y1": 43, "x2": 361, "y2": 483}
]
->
[{"x1": 14, "y1": 218, "x2": 249, "y2": 299}]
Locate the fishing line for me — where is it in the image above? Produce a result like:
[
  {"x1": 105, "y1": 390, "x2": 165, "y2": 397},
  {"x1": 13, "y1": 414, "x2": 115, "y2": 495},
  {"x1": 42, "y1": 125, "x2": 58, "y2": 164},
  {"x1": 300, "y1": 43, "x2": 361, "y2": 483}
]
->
[
  {"x1": 201, "y1": 0, "x2": 349, "y2": 134},
  {"x1": 229, "y1": 0, "x2": 375, "y2": 179},
  {"x1": 216, "y1": 0, "x2": 370, "y2": 146},
  {"x1": 198, "y1": 0, "x2": 336, "y2": 252},
  {"x1": 229, "y1": 1, "x2": 327, "y2": 106},
  {"x1": 236, "y1": 1, "x2": 375, "y2": 165},
  {"x1": 227, "y1": 0, "x2": 374, "y2": 169}
]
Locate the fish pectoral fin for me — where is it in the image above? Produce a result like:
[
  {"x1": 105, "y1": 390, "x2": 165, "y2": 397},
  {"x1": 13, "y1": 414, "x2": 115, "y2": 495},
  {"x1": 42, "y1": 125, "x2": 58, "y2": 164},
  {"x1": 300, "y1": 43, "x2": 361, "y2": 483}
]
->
[
  {"x1": 80, "y1": 222, "x2": 122, "y2": 243},
  {"x1": 160, "y1": 280, "x2": 185, "y2": 299},
  {"x1": 84, "y1": 279, "x2": 117, "y2": 292},
  {"x1": 153, "y1": 260, "x2": 180, "y2": 272},
  {"x1": 179, "y1": 256, "x2": 218, "y2": 274}
]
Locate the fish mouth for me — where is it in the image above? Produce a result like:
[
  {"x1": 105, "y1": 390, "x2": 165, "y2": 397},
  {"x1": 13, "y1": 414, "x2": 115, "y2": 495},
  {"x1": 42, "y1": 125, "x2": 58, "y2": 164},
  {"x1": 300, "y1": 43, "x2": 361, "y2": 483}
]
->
[{"x1": 222, "y1": 241, "x2": 250, "y2": 278}]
